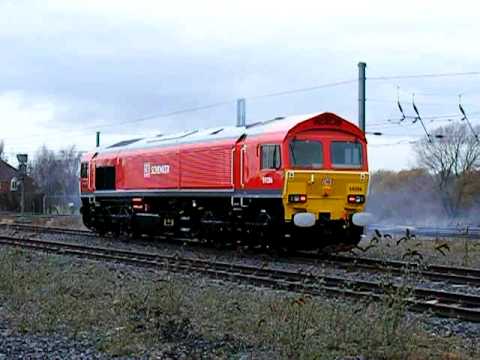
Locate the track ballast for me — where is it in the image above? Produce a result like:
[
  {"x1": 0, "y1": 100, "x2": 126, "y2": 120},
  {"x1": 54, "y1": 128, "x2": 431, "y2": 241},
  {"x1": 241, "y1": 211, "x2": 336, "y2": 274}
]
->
[{"x1": 1, "y1": 233, "x2": 480, "y2": 323}]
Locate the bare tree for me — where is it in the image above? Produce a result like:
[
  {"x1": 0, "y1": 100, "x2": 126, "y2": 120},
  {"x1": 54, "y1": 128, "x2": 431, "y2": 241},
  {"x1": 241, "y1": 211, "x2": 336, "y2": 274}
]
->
[
  {"x1": 29, "y1": 145, "x2": 82, "y2": 212},
  {"x1": 414, "y1": 123, "x2": 480, "y2": 218},
  {"x1": 0, "y1": 140, "x2": 5, "y2": 161}
]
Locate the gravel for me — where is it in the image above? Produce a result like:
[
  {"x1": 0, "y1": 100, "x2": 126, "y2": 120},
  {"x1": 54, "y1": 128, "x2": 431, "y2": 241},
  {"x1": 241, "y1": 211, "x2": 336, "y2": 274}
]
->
[
  {"x1": 420, "y1": 315, "x2": 480, "y2": 339},
  {"x1": 0, "y1": 320, "x2": 108, "y2": 359},
  {"x1": 2, "y1": 224, "x2": 480, "y2": 349},
  {"x1": 0, "y1": 317, "x2": 264, "y2": 359},
  {"x1": 3, "y1": 223, "x2": 480, "y2": 295}
]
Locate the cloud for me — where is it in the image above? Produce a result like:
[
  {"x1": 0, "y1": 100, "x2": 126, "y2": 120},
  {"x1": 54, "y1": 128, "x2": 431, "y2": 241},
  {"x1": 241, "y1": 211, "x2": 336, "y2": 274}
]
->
[
  {"x1": 0, "y1": 0, "x2": 479, "y2": 169},
  {"x1": 0, "y1": 92, "x2": 59, "y2": 155}
]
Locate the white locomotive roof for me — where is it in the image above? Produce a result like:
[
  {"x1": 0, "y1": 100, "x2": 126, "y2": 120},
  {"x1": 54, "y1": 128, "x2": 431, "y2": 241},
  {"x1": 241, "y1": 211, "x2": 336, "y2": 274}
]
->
[{"x1": 98, "y1": 112, "x2": 323, "y2": 153}]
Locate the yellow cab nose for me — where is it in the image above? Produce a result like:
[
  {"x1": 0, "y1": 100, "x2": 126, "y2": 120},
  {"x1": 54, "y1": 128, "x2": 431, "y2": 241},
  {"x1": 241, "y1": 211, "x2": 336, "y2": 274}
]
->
[
  {"x1": 283, "y1": 170, "x2": 369, "y2": 222},
  {"x1": 322, "y1": 185, "x2": 332, "y2": 196}
]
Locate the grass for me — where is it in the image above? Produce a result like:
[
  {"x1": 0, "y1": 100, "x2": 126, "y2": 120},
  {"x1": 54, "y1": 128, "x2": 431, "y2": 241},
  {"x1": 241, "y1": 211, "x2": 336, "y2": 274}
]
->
[
  {"x1": 356, "y1": 230, "x2": 480, "y2": 268},
  {"x1": 0, "y1": 247, "x2": 478, "y2": 359}
]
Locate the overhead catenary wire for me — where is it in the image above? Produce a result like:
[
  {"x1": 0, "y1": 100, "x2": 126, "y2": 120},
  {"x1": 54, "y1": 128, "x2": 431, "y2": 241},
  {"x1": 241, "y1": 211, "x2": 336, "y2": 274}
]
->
[
  {"x1": 3, "y1": 69, "x2": 480, "y2": 151},
  {"x1": 368, "y1": 71, "x2": 480, "y2": 81},
  {"x1": 364, "y1": 90, "x2": 480, "y2": 143},
  {"x1": 71, "y1": 78, "x2": 356, "y2": 131},
  {"x1": 367, "y1": 112, "x2": 474, "y2": 128},
  {"x1": 366, "y1": 128, "x2": 475, "y2": 146},
  {"x1": 366, "y1": 114, "x2": 480, "y2": 144},
  {"x1": 368, "y1": 116, "x2": 480, "y2": 132},
  {"x1": 368, "y1": 97, "x2": 479, "y2": 108},
  {"x1": 1, "y1": 78, "x2": 358, "y2": 145},
  {"x1": 367, "y1": 85, "x2": 480, "y2": 131},
  {"x1": 368, "y1": 139, "x2": 419, "y2": 147},
  {"x1": 246, "y1": 79, "x2": 357, "y2": 100}
]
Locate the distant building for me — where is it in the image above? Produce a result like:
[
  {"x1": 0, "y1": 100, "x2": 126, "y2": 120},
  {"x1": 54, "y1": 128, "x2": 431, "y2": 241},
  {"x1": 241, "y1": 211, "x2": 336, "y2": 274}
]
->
[{"x1": 0, "y1": 159, "x2": 44, "y2": 213}]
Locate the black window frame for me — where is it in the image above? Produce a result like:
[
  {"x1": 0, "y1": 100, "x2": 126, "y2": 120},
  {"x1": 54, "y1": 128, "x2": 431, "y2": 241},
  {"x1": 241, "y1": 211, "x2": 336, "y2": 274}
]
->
[
  {"x1": 80, "y1": 162, "x2": 88, "y2": 179},
  {"x1": 260, "y1": 144, "x2": 281, "y2": 170},
  {"x1": 330, "y1": 141, "x2": 363, "y2": 168}
]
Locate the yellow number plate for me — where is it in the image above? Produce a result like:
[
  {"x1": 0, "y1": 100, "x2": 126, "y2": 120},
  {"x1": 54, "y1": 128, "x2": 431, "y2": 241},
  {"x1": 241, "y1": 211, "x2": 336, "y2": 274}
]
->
[{"x1": 347, "y1": 183, "x2": 365, "y2": 193}]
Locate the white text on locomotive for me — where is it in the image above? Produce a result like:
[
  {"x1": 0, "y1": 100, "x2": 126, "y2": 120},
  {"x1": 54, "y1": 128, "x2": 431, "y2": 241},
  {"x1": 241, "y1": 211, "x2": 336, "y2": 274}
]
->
[{"x1": 144, "y1": 162, "x2": 170, "y2": 178}]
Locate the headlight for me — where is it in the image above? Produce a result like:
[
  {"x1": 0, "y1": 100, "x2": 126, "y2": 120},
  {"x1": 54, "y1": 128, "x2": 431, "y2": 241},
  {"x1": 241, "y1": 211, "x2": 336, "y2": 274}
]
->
[
  {"x1": 288, "y1": 194, "x2": 307, "y2": 203},
  {"x1": 347, "y1": 194, "x2": 365, "y2": 204}
]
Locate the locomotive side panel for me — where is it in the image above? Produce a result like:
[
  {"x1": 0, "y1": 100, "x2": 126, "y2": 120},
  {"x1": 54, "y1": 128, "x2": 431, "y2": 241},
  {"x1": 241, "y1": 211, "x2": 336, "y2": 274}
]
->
[
  {"x1": 119, "y1": 147, "x2": 180, "y2": 190},
  {"x1": 180, "y1": 144, "x2": 233, "y2": 189}
]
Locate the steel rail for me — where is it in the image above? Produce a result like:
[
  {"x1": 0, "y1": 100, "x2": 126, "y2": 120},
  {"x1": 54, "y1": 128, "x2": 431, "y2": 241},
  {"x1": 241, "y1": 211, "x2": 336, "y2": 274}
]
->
[
  {"x1": 308, "y1": 254, "x2": 480, "y2": 287},
  {"x1": 0, "y1": 235, "x2": 480, "y2": 322},
  {"x1": 3, "y1": 223, "x2": 480, "y2": 287},
  {"x1": 0, "y1": 223, "x2": 95, "y2": 237},
  {"x1": 335, "y1": 254, "x2": 480, "y2": 278}
]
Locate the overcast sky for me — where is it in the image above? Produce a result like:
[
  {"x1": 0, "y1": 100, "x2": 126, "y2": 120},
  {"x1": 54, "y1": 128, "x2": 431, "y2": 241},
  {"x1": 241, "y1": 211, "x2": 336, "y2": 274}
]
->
[{"x1": 1, "y1": 0, "x2": 479, "y2": 169}]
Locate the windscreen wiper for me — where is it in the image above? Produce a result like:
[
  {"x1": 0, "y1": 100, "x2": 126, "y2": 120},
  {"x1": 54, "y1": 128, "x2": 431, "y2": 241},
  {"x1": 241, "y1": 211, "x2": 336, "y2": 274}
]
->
[{"x1": 289, "y1": 141, "x2": 297, "y2": 166}]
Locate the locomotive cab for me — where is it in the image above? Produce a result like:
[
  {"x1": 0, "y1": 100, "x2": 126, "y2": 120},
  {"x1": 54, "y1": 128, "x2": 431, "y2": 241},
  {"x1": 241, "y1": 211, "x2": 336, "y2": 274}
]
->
[{"x1": 280, "y1": 113, "x2": 369, "y2": 246}]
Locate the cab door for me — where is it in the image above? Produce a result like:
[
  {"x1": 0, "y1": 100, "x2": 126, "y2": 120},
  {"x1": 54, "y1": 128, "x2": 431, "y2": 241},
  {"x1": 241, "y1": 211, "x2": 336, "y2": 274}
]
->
[
  {"x1": 233, "y1": 137, "x2": 248, "y2": 190},
  {"x1": 257, "y1": 143, "x2": 283, "y2": 188},
  {"x1": 234, "y1": 138, "x2": 284, "y2": 192}
]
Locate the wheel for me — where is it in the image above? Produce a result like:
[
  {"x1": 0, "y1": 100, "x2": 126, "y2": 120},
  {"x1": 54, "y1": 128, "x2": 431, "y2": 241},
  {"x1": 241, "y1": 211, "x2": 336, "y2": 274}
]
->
[{"x1": 343, "y1": 224, "x2": 364, "y2": 249}]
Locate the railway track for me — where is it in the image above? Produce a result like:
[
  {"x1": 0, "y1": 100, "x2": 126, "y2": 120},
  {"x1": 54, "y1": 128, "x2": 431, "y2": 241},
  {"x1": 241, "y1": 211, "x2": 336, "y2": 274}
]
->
[
  {"x1": 0, "y1": 223, "x2": 95, "y2": 237},
  {"x1": 3, "y1": 222, "x2": 480, "y2": 288},
  {"x1": 308, "y1": 254, "x2": 480, "y2": 287},
  {"x1": 0, "y1": 234, "x2": 480, "y2": 322}
]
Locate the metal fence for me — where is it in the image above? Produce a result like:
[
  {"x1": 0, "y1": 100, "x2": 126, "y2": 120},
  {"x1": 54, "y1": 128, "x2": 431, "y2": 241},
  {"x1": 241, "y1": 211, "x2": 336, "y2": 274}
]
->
[{"x1": 42, "y1": 195, "x2": 81, "y2": 215}]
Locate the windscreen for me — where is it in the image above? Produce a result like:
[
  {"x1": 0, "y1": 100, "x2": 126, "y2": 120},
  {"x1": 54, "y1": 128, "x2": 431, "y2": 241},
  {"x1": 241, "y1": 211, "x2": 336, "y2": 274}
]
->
[
  {"x1": 331, "y1": 141, "x2": 363, "y2": 168},
  {"x1": 289, "y1": 140, "x2": 323, "y2": 168}
]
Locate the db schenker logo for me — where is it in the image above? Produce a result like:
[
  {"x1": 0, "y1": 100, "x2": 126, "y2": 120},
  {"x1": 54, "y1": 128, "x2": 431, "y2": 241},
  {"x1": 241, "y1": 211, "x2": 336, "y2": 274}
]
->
[{"x1": 144, "y1": 162, "x2": 170, "y2": 178}]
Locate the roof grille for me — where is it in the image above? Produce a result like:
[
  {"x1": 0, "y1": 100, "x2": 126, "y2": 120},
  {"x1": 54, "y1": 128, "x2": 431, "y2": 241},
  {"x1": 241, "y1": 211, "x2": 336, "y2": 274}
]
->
[{"x1": 107, "y1": 138, "x2": 143, "y2": 148}]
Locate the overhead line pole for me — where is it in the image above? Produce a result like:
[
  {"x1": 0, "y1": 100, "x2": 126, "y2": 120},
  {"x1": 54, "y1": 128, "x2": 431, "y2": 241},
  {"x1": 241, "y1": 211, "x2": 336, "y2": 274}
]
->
[
  {"x1": 358, "y1": 62, "x2": 366, "y2": 132},
  {"x1": 236, "y1": 98, "x2": 246, "y2": 127}
]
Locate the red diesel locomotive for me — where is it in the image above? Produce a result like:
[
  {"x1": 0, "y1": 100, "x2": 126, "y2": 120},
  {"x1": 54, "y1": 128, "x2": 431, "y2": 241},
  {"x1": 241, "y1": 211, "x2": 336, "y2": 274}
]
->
[{"x1": 80, "y1": 112, "x2": 370, "y2": 250}]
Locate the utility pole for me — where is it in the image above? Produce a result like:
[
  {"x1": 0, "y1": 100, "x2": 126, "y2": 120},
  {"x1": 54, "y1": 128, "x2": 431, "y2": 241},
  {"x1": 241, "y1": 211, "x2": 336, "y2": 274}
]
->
[
  {"x1": 96, "y1": 131, "x2": 100, "y2": 147},
  {"x1": 236, "y1": 98, "x2": 246, "y2": 127},
  {"x1": 358, "y1": 62, "x2": 366, "y2": 132}
]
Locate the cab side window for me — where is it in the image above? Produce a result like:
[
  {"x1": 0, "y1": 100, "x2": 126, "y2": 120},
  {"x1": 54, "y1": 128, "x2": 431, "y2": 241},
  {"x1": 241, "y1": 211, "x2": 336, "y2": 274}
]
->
[
  {"x1": 80, "y1": 162, "x2": 89, "y2": 179},
  {"x1": 260, "y1": 144, "x2": 281, "y2": 169}
]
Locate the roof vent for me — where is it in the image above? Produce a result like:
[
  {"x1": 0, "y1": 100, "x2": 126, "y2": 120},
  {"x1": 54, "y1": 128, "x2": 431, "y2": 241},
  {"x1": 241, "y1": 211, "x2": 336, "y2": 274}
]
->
[
  {"x1": 147, "y1": 130, "x2": 198, "y2": 143},
  {"x1": 107, "y1": 138, "x2": 143, "y2": 148},
  {"x1": 210, "y1": 128, "x2": 224, "y2": 135}
]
